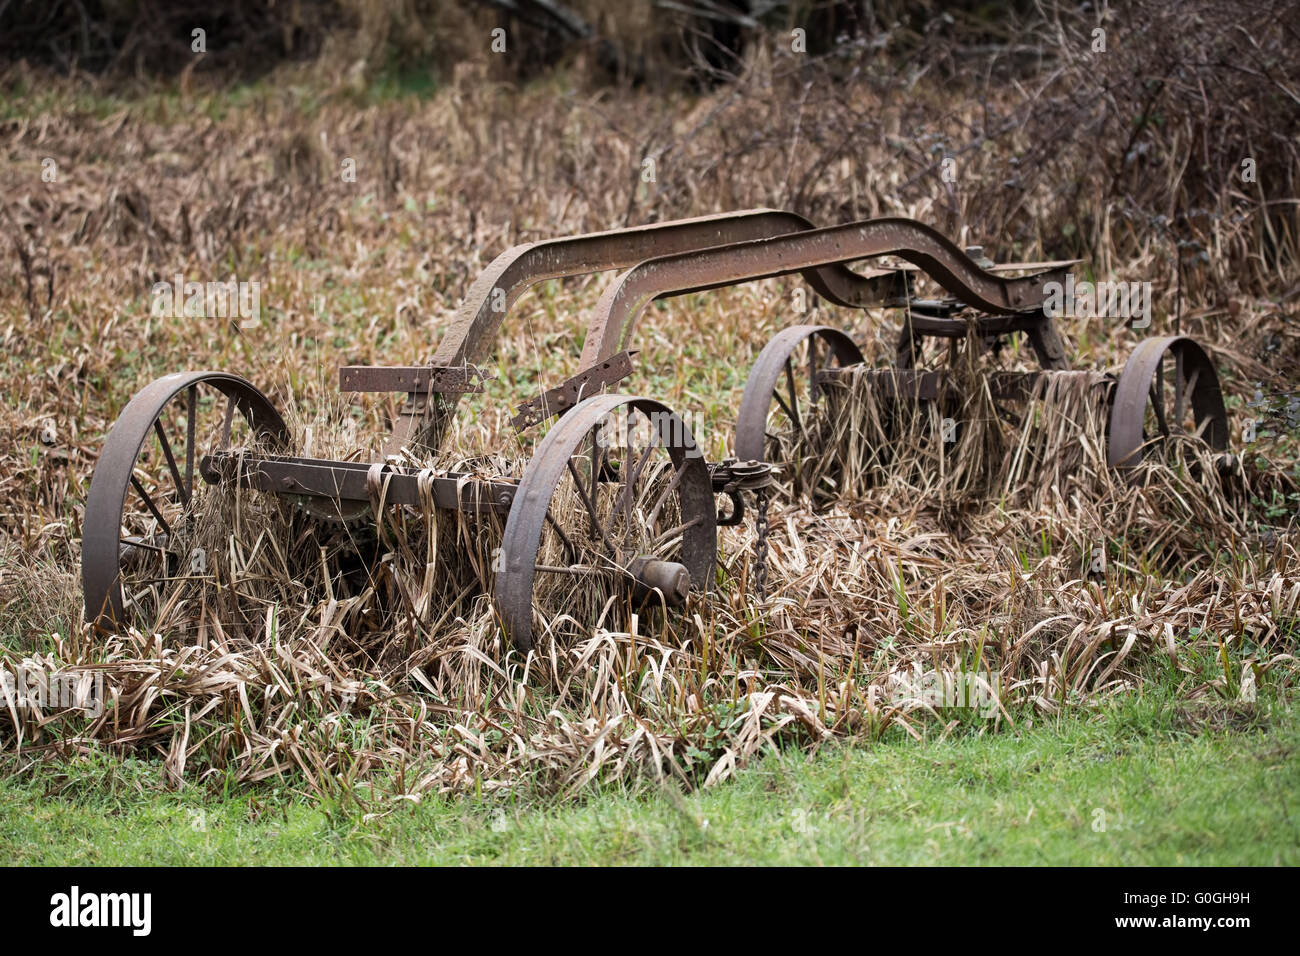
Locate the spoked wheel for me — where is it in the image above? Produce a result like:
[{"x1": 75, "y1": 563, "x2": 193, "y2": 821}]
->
[
  {"x1": 495, "y1": 394, "x2": 716, "y2": 654},
  {"x1": 83, "y1": 372, "x2": 289, "y2": 632},
  {"x1": 735, "y1": 324, "x2": 864, "y2": 494},
  {"x1": 1106, "y1": 336, "x2": 1229, "y2": 471}
]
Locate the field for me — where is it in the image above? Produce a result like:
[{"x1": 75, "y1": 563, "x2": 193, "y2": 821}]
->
[
  {"x1": 4, "y1": 697, "x2": 1296, "y2": 865},
  {"x1": 1, "y1": 0, "x2": 1298, "y2": 866}
]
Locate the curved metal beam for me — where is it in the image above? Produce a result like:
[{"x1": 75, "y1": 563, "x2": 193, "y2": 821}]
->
[
  {"x1": 579, "y1": 217, "x2": 1070, "y2": 369},
  {"x1": 429, "y1": 209, "x2": 908, "y2": 368}
]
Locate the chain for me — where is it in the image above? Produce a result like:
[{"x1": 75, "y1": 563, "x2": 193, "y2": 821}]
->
[{"x1": 719, "y1": 458, "x2": 778, "y2": 601}]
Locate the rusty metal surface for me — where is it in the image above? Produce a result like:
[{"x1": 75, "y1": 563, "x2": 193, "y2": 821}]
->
[
  {"x1": 393, "y1": 209, "x2": 905, "y2": 455},
  {"x1": 510, "y1": 350, "x2": 637, "y2": 431},
  {"x1": 581, "y1": 217, "x2": 1070, "y2": 371},
  {"x1": 205, "y1": 453, "x2": 518, "y2": 513},
  {"x1": 494, "y1": 393, "x2": 716, "y2": 653},
  {"x1": 431, "y1": 209, "x2": 909, "y2": 371},
  {"x1": 339, "y1": 365, "x2": 489, "y2": 394},
  {"x1": 987, "y1": 258, "x2": 1082, "y2": 273},
  {"x1": 895, "y1": 307, "x2": 1070, "y2": 371},
  {"x1": 87, "y1": 216, "x2": 1186, "y2": 648},
  {"x1": 890, "y1": 258, "x2": 1082, "y2": 274},
  {"x1": 897, "y1": 310, "x2": 1050, "y2": 337},
  {"x1": 627, "y1": 556, "x2": 691, "y2": 606},
  {"x1": 734, "y1": 325, "x2": 865, "y2": 462},
  {"x1": 1106, "y1": 336, "x2": 1229, "y2": 470},
  {"x1": 83, "y1": 371, "x2": 290, "y2": 629}
]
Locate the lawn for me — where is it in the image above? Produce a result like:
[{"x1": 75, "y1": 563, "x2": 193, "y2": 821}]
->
[{"x1": 3, "y1": 695, "x2": 1294, "y2": 866}]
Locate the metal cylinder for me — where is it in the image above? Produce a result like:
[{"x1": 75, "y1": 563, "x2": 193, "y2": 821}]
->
[{"x1": 628, "y1": 556, "x2": 691, "y2": 606}]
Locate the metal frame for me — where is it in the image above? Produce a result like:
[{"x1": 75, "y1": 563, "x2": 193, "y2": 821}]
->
[
  {"x1": 204, "y1": 453, "x2": 519, "y2": 512},
  {"x1": 89, "y1": 211, "x2": 894, "y2": 632},
  {"x1": 388, "y1": 208, "x2": 912, "y2": 454},
  {"x1": 87, "y1": 211, "x2": 1228, "y2": 650},
  {"x1": 506, "y1": 217, "x2": 1073, "y2": 432},
  {"x1": 576, "y1": 217, "x2": 1071, "y2": 372},
  {"x1": 431, "y1": 209, "x2": 909, "y2": 369}
]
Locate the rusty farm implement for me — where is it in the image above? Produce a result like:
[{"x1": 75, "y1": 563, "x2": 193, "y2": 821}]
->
[
  {"x1": 82, "y1": 211, "x2": 1231, "y2": 653},
  {"x1": 83, "y1": 210, "x2": 903, "y2": 652}
]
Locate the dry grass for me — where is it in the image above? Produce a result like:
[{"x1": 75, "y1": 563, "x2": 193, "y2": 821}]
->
[{"x1": 1, "y1": 3, "x2": 1299, "y2": 800}]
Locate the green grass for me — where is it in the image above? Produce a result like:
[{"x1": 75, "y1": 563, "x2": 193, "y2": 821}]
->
[{"x1": 4, "y1": 697, "x2": 1295, "y2": 865}]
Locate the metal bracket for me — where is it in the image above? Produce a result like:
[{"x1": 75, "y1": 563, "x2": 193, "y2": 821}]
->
[
  {"x1": 339, "y1": 364, "x2": 490, "y2": 394},
  {"x1": 511, "y1": 350, "x2": 637, "y2": 431}
]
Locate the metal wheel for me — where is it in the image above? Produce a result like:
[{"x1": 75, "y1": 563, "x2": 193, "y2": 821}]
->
[
  {"x1": 1106, "y1": 336, "x2": 1229, "y2": 470},
  {"x1": 495, "y1": 394, "x2": 716, "y2": 653},
  {"x1": 734, "y1": 324, "x2": 864, "y2": 487},
  {"x1": 733, "y1": 325, "x2": 863, "y2": 504},
  {"x1": 83, "y1": 371, "x2": 289, "y2": 631}
]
